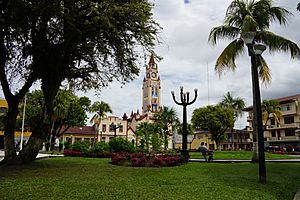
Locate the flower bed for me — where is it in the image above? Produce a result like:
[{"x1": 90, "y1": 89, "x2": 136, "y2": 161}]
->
[
  {"x1": 63, "y1": 150, "x2": 113, "y2": 158},
  {"x1": 111, "y1": 153, "x2": 186, "y2": 167}
]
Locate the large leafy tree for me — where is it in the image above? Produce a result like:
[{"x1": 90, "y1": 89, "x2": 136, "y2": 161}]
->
[
  {"x1": 1, "y1": 0, "x2": 160, "y2": 164},
  {"x1": 191, "y1": 105, "x2": 234, "y2": 150},
  {"x1": 153, "y1": 106, "x2": 179, "y2": 150},
  {"x1": 208, "y1": 0, "x2": 300, "y2": 161},
  {"x1": 261, "y1": 99, "x2": 282, "y2": 127},
  {"x1": 89, "y1": 101, "x2": 112, "y2": 142}
]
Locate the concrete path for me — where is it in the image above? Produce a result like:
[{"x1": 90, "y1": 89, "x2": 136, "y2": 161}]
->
[
  {"x1": 0, "y1": 150, "x2": 63, "y2": 162},
  {"x1": 189, "y1": 158, "x2": 300, "y2": 163}
]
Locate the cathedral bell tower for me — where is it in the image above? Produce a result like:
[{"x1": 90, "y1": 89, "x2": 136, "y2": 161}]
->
[{"x1": 142, "y1": 54, "x2": 161, "y2": 115}]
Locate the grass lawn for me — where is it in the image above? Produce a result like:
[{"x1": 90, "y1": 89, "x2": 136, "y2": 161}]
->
[
  {"x1": 0, "y1": 157, "x2": 299, "y2": 200},
  {"x1": 190, "y1": 150, "x2": 299, "y2": 160}
]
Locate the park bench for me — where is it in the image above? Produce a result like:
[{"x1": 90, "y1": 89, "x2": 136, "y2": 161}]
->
[{"x1": 200, "y1": 150, "x2": 213, "y2": 162}]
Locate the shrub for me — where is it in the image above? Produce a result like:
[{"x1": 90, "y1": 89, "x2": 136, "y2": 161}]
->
[
  {"x1": 72, "y1": 140, "x2": 90, "y2": 153},
  {"x1": 91, "y1": 141, "x2": 110, "y2": 153},
  {"x1": 109, "y1": 137, "x2": 135, "y2": 153},
  {"x1": 64, "y1": 141, "x2": 72, "y2": 150},
  {"x1": 111, "y1": 153, "x2": 186, "y2": 167},
  {"x1": 63, "y1": 149, "x2": 83, "y2": 157}
]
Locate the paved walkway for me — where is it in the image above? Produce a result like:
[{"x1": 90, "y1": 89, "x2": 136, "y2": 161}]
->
[
  {"x1": 0, "y1": 150, "x2": 63, "y2": 162},
  {"x1": 189, "y1": 158, "x2": 300, "y2": 163}
]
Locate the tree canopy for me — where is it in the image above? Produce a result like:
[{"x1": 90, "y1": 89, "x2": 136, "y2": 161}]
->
[
  {"x1": 191, "y1": 105, "x2": 234, "y2": 148},
  {"x1": 0, "y1": 0, "x2": 160, "y2": 164}
]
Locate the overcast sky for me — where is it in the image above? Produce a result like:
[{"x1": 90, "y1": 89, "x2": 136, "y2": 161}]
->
[
  {"x1": 2, "y1": 0, "x2": 300, "y2": 128},
  {"x1": 84, "y1": 0, "x2": 300, "y2": 128}
]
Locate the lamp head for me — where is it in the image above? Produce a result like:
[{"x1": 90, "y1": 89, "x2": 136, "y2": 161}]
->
[
  {"x1": 253, "y1": 44, "x2": 266, "y2": 55},
  {"x1": 241, "y1": 31, "x2": 256, "y2": 45}
]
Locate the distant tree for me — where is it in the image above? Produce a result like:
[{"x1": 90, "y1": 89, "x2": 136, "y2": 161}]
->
[
  {"x1": 18, "y1": 90, "x2": 90, "y2": 148},
  {"x1": 191, "y1": 105, "x2": 234, "y2": 150},
  {"x1": 153, "y1": 106, "x2": 179, "y2": 150},
  {"x1": 261, "y1": 99, "x2": 282, "y2": 128},
  {"x1": 219, "y1": 92, "x2": 245, "y2": 120},
  {"x1": 1, "y1": 0, "x2": 160, "y2": 164},
  {"x1": 89, "y1": 101, "x2": 112, "y2": 143},
  {"x1": 136, "y1": 122, "x2": 162, "y2": 153},
  {"x1": 219, "y1": 91, "x2": 245, "y2": 149}
]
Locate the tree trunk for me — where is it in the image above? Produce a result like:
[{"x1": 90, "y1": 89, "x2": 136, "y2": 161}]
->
[
  {"x1": 1, "y1": 102, "x2": 19, "y2": 165},
  {"x1": 17, "y1": 120, "x2": 49, "y2": 164}
]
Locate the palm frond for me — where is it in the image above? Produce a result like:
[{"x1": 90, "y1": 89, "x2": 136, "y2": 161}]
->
[
  {"x1": 215, "y1": 39, "x2": 244, "y2": 76},
  {"x1": 257, "y1": 31, "x2": 300, "y2": 59},
  {"x1": 208, "y1": 25, "x2": 240, "y2": 45},
  {"x1": 241, "y1": 15, "x2": 258, "y2": 32},
  {"x1": 256, "y1": 55, "x2": 271, "y2": 84}
]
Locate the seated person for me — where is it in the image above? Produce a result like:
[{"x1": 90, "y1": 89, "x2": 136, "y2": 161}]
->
[{"x1": 198, "y1": 142, "x2": 213, "y2": 161}]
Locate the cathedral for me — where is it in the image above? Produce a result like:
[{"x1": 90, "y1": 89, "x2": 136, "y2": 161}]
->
[{"x1": 62, "y1": 55, "x2": 172, "y2": 149}]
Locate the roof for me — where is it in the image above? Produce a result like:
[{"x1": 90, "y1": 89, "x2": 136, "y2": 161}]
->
[
  {"x1": 65, "y1": 126, "x2": 96, "y2": 135},
  {"x1": 243, "y1": 93, "x2": 300, "y2": 111}
]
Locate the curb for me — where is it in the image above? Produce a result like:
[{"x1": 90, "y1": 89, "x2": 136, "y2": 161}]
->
[{"x1": 294, "y1": 187, "x2": 300, "y2": 200}]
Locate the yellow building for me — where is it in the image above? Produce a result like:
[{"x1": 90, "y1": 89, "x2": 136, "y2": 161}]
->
[
  {"x1": 0, "y1": 98, "x2": 8, "y2": 115},
  {"x1": 243, "y1": 93, "x2": 300, "y2": 150}
]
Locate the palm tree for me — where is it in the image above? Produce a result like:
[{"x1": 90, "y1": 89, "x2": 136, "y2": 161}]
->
[
  {"x1": 208, "y1": 0, "x2": 300, "y2": 162},
  {"x1": 89, "y1": 101, "x2": 112, "y2": 143},
  {"x1": 136, "y1": 122, "x2": 152, "y2": 153},
  {"x1": 220, "y1": 92, "x2": 245, "y2": 120},
  {"x1": 153, "y1": 106, "x2": 179, "y2": 150},
  {"x1": 219, "y1": 91, "x2": 245, "y2": 150},
  {"x1": 261, "y1": 99, "x2": 282, "y2": 128}
]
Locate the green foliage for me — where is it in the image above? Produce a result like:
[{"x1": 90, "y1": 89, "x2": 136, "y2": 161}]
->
[
  {"x1": 109, "y1": 137, "x2": 135, "y2": 153},
  {"x1": 89, "y1": 101, "x2": 112, "y2": 126},
  {"x1": 192, "y1": 105, "x2": 234, "y2": 147},
  {"x1": 91, "y1": 141, "x2": 110, "y2": 153},
  {"x1": 153, "y1": 106, "x2": 179, "y2": 150},
  {"x1": 219, "y1": 91, "x2": 245, "y2": 120},
  {"x1": 72, "y1": 141, "x2": 91, "y2": 153},
  {"x1": 261, "y1": 99, "x2": 282, "y2": 126}
]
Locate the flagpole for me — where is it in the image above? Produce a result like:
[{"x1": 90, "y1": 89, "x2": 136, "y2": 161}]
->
[{"x1": 19, "y1": 94, "x2": 27, "y2": 151}]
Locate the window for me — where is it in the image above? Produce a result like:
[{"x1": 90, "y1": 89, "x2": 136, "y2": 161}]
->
[
  {"x1": 119, "y1": 125, "x2": 123, "y2": 133},
  {"x1": 102, "y1": 124, "x2": 106, "y2": 132},
  {"x1": 271, "y1": 131, "x2": 276, "y2": 137},
  {"x1": 284, "y1": 116, "x2": 294, "y2": 124},
  {"x1": 270, "y1": 119, "x2": 275, "y2": 125},
  {"x1": 285, "y1": 129, "x2": 295, "y2": 136},
  {"x1": 109, "y1": 124, "x2": 114, "y2": 132},
  {"x1": 281, "y1": 104, "x2": 291, "y2": 111}
]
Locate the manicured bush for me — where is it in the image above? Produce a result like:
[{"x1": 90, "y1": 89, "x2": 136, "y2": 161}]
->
[
  {"x1": 63, "y1": 149, "x2": 83, "y2": 157},
  {"x1": 111, "y1": 153, "x2": 186, "y2": 167},
  {"x1": 72, "y1": 140, "x2": 90, "y2": 153},
  {"x1": 90, "y1": 141, "x2": 110, "y2": 153},
  {"x1": 109, "y1": 137, "x2": 136, "y2": 153}
]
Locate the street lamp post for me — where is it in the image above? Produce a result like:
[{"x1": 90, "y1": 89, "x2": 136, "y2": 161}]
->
[
  {"x1": 171, "y1": 87, "x2": 197, "y2": 158},
  {"x1": 241, "y1": 32, "x2": 267, "y2": 184},
  {"x1": 111, "y1": 123, "x2": 121, "y2": 137}
]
